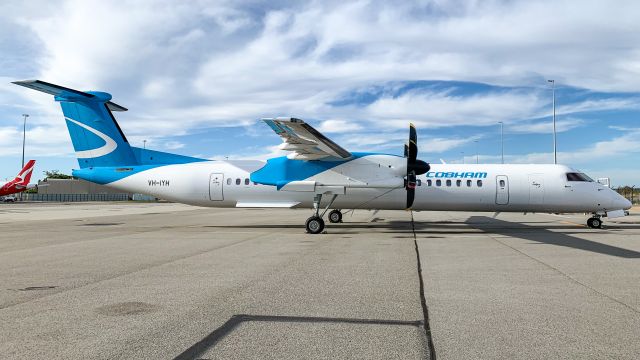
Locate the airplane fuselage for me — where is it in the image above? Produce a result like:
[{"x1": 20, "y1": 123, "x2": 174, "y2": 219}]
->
[{"x1": 72, "y1": 155, "x2": 630, "y2": 214}]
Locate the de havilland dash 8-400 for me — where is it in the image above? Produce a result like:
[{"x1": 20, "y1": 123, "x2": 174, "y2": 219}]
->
[{"x1": 13, "y1": 80, "x2": 631, "y2": 233}]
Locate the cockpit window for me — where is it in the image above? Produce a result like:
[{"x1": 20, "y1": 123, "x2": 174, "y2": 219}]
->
[{"x1": 566, "y1": 172, "x2": 593, "y2": 182}]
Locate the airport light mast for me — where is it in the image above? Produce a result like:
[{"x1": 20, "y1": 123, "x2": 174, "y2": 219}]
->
[
  {"x1": 474, "y1": 140, "x2": 479, "y2": 164},
  {"x1": 548, "y1": 80, "x2": 557, "y2": 164},
  {"x1": 20, "y1": 113, "x2": 28, "y2": 201},
  {"x1": 21, "y1": 114, "x2": 28, "y2": 169}
]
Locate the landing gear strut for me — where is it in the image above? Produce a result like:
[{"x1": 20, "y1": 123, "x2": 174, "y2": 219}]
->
[
  {"x1": 305, "y1": 194, "x2": 338, "y2": 234},
  {"x1": 587, "y1": 216, "x2": 602, "y2": 229},
  {"x1": 328, "y1": 209, "x2": 343, "y2": 223}
]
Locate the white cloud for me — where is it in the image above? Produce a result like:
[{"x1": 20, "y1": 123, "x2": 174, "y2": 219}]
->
[
  {"x1": 6, "y1": 0, "x2": 640, "y2": 134},
  {"x1": 3, "y1": 0, "x2": 640, "y2": 180},
  {"x1": 317, "y1": 119, "x2": 362, "y2": 133},
  {"x1": 163, "y1": 141, "x2": 185, "y2": 150},
  {"x1": 359, "y1": 89, "x2": 544, "y2": 128},
  {"x1": 507, "y1": 118, "x2": 584, "y2": 134}
]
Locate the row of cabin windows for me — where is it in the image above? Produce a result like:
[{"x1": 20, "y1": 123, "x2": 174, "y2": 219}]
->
[
  {"x1": 417, "y1": 179, "x2": 483, "y2": 187},
  {"x1": 226, "y1": 178, "x2": 258, "y2": 186},
  {"x1": 225, "y1": 177, "x2": 482, "y2": 187}
]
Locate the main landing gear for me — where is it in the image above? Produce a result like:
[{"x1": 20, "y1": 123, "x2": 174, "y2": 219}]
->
[
  {"x1": 305, "y1": 194, "x2": 339, "y2": 234},
  {"x1": 328, "y1": 209, "x2": 343, "y2": 223},
  {"x1": 587, "y1": 216, "x2": 602, "y2": 229}
]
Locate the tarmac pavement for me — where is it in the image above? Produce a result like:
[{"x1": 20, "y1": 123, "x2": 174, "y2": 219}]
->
[{"x1": 0, "y1": 202, "x2": 638, "y2": 359}]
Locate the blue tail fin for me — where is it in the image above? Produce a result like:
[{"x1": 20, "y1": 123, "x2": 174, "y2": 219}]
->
[{"x1": 13, "y1": 80, "x2": 138, "y2": 168}]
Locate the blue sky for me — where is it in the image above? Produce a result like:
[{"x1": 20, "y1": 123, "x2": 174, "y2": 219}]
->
[{"x1": 1, "y1": 0, "x2": 639, "y2": 185}]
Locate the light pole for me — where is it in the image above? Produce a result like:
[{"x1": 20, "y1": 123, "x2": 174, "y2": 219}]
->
[
  {"x1": 498, "y1": 121, "x2": 504, "y2": 164},
  {"x1": 143, "y1": 139, "x2": 147, "y2": 149},
  {"x1": 547, "y1": 79, "x2": 557, "y2": 164},
  {"x1": 21, "y1": 114, "x2": 29, "y2": 168},
  {"x1": 474, "y1": 140, "x2": 479, "y2": 164},
  {"x1": 20, "y1": 114, "x2": 29, "y2": 201},
  {"x1": 461, "y1": 152, "x2": 465, "y2": 164}
]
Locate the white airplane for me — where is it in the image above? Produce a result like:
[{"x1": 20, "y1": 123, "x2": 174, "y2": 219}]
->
[{"x1": 14, "y1": 80, "x2": 631, "y2": 233}]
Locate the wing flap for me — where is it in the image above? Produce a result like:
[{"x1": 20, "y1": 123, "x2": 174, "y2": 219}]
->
[{"x1": 262, "y1": 117, "x2": 352, "y2": 160}]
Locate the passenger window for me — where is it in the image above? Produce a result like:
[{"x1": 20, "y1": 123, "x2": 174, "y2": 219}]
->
[
  {"x1": 446, "y1": 180, "x2": 451, "y2": 187},
  {"x1": 456, "y1": 180, "x2": 461, "y2": 187},
  {"x1": 417, "y1": 179, "x2": 422, "y2": 186},
  {"x1": 499, "y1": 180, "x2": 505, "y2": 187},
  {"x1": 427, "y1": 180, "x2": 432, "y2": 186},
  {"x1": 227, "y1": 178, "x2": 231, "y2": 185},
  {"x1": 244, "y1": 178, "x2": 250, "y2": 185},
  {"x1": 477, "y1": 180, "x2": 483, "y2": 187},
  {"x1": 235, "y1": 178, "x2": 241, "y2": 185},
  {"x1": 467, "y1": 180, "x2": 472, "y2": 187},
  {"x1": 436, "y1": 180, "x2": 442, "y2": 186}
]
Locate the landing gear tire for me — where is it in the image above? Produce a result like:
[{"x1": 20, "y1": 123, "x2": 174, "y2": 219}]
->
[
  {"x1": 306, "y1": 216, "x2": 325, "y2": 234},
  {"x1": 587, "y1": 217, "x2": 602, "y2": 229},
  {"x1": 328, "y1": 209, "x2": 342, "y2": 223}
]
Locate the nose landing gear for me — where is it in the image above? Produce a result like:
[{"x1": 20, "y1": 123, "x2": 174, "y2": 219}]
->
[{"x1": 587, "y1": 216, "x2": 602, "y2": 229}]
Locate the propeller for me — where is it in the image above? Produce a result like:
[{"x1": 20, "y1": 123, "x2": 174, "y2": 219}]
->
[{"x1": 404, "y1": 123, "x2": 430, "y2": 209}]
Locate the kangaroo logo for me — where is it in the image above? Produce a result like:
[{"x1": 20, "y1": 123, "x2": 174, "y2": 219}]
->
[
  {"x1": 65, "y1": 117, "x2": 118, "y2": 158},
  {"x1": 16, "y1": 165, "x2": 34, "y2": 183}
]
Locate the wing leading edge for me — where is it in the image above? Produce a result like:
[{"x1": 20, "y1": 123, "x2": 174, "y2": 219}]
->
[{"x1": 262, "y1": 117, "x2": 352, "y2": 161}]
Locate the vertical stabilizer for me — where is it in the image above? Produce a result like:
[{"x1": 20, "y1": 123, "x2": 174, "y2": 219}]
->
[
  {"x1": 12, "y1": 80, "x2": 138, "y2": 168},
  {"x1": 15, "y1": 160, "x2": 35, "y2": 185}
]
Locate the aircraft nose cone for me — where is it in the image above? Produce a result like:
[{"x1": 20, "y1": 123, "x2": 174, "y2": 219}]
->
[
  {"x1": 612, "y1": 192, "x2": 632, "y2": 210},
  {"x1": 621, "y1": 197, "x2": 632, "y2": 210}
]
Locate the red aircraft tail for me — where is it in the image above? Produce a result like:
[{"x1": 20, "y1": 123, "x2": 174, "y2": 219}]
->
[{"x1": 15, "y1": 160, "x2": 36, "y2": 185}]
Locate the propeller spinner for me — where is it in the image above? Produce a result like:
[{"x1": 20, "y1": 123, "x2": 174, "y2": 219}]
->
[{"x1": 404, "y1": 124, "x2": 430, "y2": 209}]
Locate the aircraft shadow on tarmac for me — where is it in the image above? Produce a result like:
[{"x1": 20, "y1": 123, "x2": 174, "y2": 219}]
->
[
  {"x1": 203, "y1": 217, "x2": 640, "y2": 258},
  {"x1": 461, "y1": 216, "x2": 640, "y2": 259},
  {"x1": 172, "y1": 314, "x2": 424, "y2": 360}
]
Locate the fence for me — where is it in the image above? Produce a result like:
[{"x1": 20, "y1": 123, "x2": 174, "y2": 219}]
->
[{"x1": 23, "y1": 193, "x2": 129, "y2": 202}]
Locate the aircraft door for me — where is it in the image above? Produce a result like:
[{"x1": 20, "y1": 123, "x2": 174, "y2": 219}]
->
[
  {"x1": 209, "y1": 173, "x2": 224, "y2": 201},
  {"x1": 528, "y1": 174, "x2": 544, "y2": 205},
  {"x1": 495, "y1": 175, "x2": 509, "y2": 205}
]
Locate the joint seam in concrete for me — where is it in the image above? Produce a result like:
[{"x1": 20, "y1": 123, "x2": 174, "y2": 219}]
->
[{"x1": 411, "y1": 211, "x2": 437, "y2": 360}]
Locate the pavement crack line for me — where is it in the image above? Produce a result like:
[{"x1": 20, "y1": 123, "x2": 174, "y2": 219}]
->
[
  {"x1": 485, "y1": 233, "x2": 640, "y2": 315},
  {"x1": 410, "y1": 211, "x2": 437, "y2": 360}
]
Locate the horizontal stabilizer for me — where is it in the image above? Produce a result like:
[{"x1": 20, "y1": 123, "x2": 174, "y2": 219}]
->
[{"x1": 12, "y1": 80, "x2": 127, "y2": 111}]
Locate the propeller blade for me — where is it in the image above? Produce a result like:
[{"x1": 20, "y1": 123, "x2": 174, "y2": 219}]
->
[
  {"x1": 406, "y1": 187, "x2": 415, "y2": 209},
  {"x1": 408, "y1": 141, "x2": 417, "y2": 162},
  {"x1": 409, "y1": 123, "x2": 417, "y2": 144},
  {"x1": 406, "y1": 168, "x2": 416, "y2": 208},
  {"x1": 408, "y1": 123, "x2": 417, "y2": 162},
  {"x1": 404, "y1": 143, "x2": 409, "y2": 158}
]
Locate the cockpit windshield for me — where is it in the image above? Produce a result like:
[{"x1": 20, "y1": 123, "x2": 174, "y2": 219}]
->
[{"x1": 566, "y1": 172, "x2": 594, "y2": 182}]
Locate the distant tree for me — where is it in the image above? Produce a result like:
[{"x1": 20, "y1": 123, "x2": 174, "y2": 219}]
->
[
  {"x1": 43, "y1": 170, "x2": 73, "y2": 180},
  {"x1": 615, "y1": 185, "x2": 639, "y2": 204}
]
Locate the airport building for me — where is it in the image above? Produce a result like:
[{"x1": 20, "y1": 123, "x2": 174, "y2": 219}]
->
[{"x1": 22, "y1": 178, "x2": 155, "y2": 201}]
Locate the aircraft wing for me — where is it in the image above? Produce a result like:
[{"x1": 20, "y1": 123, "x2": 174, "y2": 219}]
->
[{"x1": 262, "y1": 117, "x2": 352, "y2": 161}]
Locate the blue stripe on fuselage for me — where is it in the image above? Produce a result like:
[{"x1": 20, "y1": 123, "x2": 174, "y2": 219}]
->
[
  {"x1": 72, "y1": 151, "x2": 208, "y2": 185},
  {"x1": 72, "y1": 164, "x2": 171, "y2": 185},
  {"x1": 250, "y1": 152, "x2": 399, "y2": 189}
]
